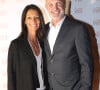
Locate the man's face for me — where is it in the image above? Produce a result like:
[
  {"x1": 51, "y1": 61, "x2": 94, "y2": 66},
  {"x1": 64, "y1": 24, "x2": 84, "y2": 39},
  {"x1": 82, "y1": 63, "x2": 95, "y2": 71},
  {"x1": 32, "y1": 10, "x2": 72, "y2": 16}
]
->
[{"x1": 45, "y1": 0, "x2": 65, "y2": 21}]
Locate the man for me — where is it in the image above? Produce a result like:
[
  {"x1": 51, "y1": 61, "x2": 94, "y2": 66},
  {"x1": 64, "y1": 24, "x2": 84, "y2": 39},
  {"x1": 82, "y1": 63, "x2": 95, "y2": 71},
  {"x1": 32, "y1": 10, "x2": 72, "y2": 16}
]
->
[{"x1": 44, "y1": 0, "x2": 94, "y2": 90}]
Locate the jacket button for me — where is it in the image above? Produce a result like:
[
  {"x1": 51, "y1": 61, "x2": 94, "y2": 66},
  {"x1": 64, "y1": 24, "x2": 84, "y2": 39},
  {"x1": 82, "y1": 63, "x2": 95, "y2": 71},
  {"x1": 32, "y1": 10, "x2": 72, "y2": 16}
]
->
[
  {"x1": 51, "y1": 73, "x2": 55, "y2": 76},
  {"x1": 50, "y1": 60, "x2": 54, "y2": 63}
]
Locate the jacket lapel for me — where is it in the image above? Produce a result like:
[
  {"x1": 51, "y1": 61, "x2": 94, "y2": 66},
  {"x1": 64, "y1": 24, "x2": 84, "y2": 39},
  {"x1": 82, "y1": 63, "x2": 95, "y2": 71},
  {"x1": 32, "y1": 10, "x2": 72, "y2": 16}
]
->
[
  {"x1": 45, "y1": 23, "x2": 52, "y2": 56},
  {"x1": 45, "y1": 16, "x2": 71, "y2": 57},
  {"x1": 20, "y1": 38, "x2": 36, "y2": 62},
  {"x1": 53, "y1": 16, "x2": 71, "y2": 53}
]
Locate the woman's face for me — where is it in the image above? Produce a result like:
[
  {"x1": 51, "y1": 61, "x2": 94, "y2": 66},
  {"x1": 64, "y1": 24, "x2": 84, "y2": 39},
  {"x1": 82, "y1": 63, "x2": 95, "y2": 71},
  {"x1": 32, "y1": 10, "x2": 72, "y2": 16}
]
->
[{"x1": 25, "y1": 9, "x2": 40, "y2": 34}]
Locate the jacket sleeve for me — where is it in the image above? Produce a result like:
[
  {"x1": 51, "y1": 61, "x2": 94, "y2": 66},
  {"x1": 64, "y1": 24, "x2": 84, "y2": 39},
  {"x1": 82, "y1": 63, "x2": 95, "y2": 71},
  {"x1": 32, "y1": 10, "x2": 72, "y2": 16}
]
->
[
  {"x1": 7, "y1": 41, "x2": 18, "y2": 90},
  {"x1": 75, "y1": 25, "x2": 94, "y2": 90}
]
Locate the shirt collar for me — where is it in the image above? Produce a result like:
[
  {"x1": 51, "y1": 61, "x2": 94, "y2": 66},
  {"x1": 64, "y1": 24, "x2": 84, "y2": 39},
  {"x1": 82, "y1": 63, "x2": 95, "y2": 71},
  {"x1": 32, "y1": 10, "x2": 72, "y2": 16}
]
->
[{"x1": 49, "y1": 16, "x2": 66, "y2": 28}]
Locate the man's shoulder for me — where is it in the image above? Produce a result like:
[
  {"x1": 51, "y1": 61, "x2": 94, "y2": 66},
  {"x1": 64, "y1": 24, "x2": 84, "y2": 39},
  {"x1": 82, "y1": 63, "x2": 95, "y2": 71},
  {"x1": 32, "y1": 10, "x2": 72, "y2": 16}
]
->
[{"x1": 66, "y1": 15, "x2": 85, "y2": 26}]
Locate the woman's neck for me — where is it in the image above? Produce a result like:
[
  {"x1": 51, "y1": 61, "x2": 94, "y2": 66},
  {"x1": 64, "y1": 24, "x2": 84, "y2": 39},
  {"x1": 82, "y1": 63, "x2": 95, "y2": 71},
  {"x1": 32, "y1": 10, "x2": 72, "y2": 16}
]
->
[
  {"x1": 28, "y1": 34, "x2": 40, "y2": 56},
  {"x1": 28, "y1": 32, "x2": 37, "y2": 42}
]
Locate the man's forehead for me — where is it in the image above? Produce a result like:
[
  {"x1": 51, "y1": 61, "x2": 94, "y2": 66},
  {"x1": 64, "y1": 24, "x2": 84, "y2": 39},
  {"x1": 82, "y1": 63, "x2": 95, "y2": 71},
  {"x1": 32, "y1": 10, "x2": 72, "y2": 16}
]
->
[{"x1": 46, "y1": 0, "x2": 65, "y2": 2}]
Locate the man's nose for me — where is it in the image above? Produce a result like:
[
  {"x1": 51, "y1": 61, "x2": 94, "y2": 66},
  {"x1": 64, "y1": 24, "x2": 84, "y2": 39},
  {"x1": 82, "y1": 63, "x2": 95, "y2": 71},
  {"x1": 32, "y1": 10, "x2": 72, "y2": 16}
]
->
[{"x1": 53, "y1": 4, "x2": 58, "y2": 10}]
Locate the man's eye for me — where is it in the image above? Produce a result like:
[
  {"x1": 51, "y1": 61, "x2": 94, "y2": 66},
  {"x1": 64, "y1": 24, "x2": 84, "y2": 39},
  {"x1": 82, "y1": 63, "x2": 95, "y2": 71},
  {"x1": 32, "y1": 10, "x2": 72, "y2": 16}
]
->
[
  {"x1": 57, "y1": 2, "x2": 63, "y2": 6},
  {"x1": 48, "y1": 4, "x2": 53, "y2": 7}
]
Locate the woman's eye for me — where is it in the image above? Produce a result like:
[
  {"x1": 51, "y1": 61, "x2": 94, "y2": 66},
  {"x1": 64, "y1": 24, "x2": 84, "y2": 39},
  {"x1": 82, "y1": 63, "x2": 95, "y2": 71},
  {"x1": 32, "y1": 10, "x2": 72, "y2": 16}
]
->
[
  {"x1": 26, "y1": 16, "x2": 40, "y2": 20},
  {"x1": 34, "y1": 16, "x2": 40, "y2": 20},
  {"x1": 27, "y1": 17, "x2": 31, "y2": 19}
]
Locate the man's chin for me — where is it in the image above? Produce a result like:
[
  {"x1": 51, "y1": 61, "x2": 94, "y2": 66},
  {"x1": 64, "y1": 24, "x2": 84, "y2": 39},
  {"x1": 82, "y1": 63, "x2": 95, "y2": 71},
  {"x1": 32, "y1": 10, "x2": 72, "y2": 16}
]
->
[{"x1": 51, "y1": 16, "x2": 59, "y2": 20}]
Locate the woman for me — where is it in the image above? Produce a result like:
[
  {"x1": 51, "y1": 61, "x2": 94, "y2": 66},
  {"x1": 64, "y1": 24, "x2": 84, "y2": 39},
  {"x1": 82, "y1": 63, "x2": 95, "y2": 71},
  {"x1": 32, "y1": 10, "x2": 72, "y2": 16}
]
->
[{"x1": 7, "y1": 4, "x2": 48, "y2": 90}]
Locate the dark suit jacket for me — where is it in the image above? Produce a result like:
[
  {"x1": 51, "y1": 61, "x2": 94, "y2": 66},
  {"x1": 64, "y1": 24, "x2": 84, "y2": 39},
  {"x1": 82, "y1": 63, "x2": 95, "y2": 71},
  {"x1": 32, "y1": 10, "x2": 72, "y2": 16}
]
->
[
  {"x1": 44, "y1": 16, "x2": 94, "y2": 90},
  {"x1": 7, "y1": 37, "x2": 49, "y2": 90}
]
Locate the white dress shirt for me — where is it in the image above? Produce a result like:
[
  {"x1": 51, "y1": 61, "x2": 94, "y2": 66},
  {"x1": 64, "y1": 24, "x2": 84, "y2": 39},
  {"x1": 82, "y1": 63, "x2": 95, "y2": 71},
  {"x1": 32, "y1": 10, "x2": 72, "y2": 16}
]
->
[{"x1": 48, "y1": 16, "x2": 66, "y2": 53}]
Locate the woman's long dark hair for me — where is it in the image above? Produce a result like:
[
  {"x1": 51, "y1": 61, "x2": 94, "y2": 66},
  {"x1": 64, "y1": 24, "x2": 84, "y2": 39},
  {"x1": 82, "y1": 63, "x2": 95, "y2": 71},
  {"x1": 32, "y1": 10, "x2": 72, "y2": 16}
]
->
[{"x1": 19, "y1": 4, "x2": 45, "y2": 41}]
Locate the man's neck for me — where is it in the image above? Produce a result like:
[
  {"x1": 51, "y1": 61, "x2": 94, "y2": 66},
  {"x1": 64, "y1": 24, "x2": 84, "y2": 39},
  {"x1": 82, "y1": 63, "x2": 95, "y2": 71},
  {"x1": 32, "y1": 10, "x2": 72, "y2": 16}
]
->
[{"x1": 51, "y1": 16, "x2": 66, "y2": 27}]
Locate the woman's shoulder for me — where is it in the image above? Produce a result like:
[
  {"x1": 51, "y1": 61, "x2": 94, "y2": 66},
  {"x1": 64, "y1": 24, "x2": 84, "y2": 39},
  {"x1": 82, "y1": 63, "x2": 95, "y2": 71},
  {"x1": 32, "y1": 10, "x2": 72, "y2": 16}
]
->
[{"x1": 10, "y1": 37, "x2": 27, "y2": 46}]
